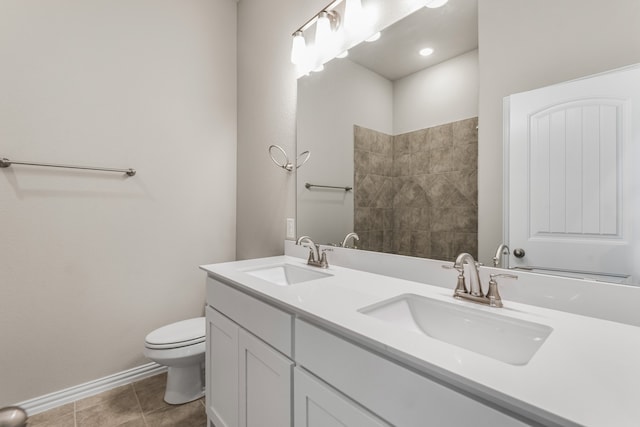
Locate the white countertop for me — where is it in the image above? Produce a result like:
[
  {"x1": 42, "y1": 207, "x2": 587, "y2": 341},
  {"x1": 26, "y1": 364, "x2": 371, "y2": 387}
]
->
[{"x1": 201, "y1": 255, "x2": 640, "y2": 427}]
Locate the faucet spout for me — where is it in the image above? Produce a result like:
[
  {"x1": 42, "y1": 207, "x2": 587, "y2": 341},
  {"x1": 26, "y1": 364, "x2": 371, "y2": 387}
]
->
[
  {"x1": 341, "y1": 232, "x2": 360, "y2": 249},
  {"x1": 296, "y1": 235, "x2": 329, "y2": 268},
  {"x1": 454, "y1": 252, "x2": 483, "y2": 297},
  {"x1": 296, "y1": 235, "x2": 319, "y2": 261},
  {"x1": 493, "y1": 244, "x2": 510, "y2": 268}
]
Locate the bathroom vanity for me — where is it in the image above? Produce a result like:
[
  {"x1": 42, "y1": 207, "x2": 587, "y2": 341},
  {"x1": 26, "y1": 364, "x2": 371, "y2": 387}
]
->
[{"x1": 201, "y1": 250, "x2": 640, "y2": 427}]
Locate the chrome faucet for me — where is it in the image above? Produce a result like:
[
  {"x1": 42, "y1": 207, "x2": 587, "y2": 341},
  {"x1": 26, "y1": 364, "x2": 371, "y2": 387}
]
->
[
  {"x1": 493, "y1": 243, "x2": 510, "y2": 268},
  {"x1": 454, "y1": 253, "x2": 484, "y2": 298},
  {"x1": 443, "y1": 252, "x2": 517, "y2": 307},
  {"x1": 341, "y1": 232, "x2": 360, "y2": 249},
  {"x1": 296, "y1": 235, "x2": 329, "y2": 268}
]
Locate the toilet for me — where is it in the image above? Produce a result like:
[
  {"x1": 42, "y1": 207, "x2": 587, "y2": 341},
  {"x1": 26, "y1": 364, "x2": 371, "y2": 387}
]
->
[{"x1": 143, "y1": 317, "x2": 206, "y2": 404}]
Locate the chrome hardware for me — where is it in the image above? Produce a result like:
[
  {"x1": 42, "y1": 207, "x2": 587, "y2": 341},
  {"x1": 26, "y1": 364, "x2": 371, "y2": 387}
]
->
[
  {"x1": 444, "y1": 253, "x2": 514, "y2": 308},
  {"x1": 493, "y1": 243, "x2": 510, "y2": 268},
  {"x1": 341, "y1": 232, "x2": 359, "y2": 249},
  {"x1": 305, "y1": 182, "x2": 352, "y2": 191},
  {"x1": 268, "y1": 144, "x2": 310, "y2": 172},
  {"x1": 0, "y1": 156, "x2": 136, "y2": 176},
  {"x1": 454, "y1": 253, "x2": 483, "y2": 297},
  {"x1": 442, "y1": 263, "x2": 467, "y2": 296},
  {"x1": 513, "y1": 248, "x2": 526, "y2": 258},
  {"x1": 487, "y1": 273, "x2": 518, "y2": 308},
  {"x1": 296, "y1": 235, "x2": 329, "y2": 268}
]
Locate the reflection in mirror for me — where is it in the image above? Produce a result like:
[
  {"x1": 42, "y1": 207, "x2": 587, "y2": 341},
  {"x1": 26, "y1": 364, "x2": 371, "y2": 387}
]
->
[
  {"x1": 505, "y1": 63, "x2": 640, "y2": 286},
  {"x1": 296, "y1": 0, "x2": 478, "y2": 261}
]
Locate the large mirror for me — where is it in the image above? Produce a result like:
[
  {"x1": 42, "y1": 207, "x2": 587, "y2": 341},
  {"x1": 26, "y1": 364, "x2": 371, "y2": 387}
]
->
[
  {"x1": 296, "y1": 0, "x2": 640, "y2": 286},
  {"x1": 297, "y1": 0, "x2": 478, "y2": 261}
]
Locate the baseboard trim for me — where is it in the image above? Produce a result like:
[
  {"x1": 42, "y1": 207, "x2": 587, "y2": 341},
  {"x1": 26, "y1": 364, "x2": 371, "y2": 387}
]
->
[{"x1": 16, "y1": 362, "x2": 167, "y2": 416}]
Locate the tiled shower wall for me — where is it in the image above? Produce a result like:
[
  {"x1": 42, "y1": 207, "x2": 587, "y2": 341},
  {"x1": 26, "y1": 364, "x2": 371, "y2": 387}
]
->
[{"x1": 354, "y1": 117, "x2": 478, "y2": 261}]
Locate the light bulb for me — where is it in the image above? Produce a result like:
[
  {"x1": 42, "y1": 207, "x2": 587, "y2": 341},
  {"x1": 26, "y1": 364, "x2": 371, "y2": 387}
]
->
[
  {"x1": 425, "y1": 0, "x2": 449, "y2": 8},
  {"x1": 419, "y1": 47, "x2": 434, "y2": 56},
  {"x1": 336, "y1": 50, "x2": 349, "y2": 58},
  {"x1": 315, "y1": 12, "x2": 332, "y2": 47},
  {"x1": 291, "y1": 31, "x2": 306, "y2": 65},
  {"x1": 344, "y1": 0, "x2": 364, "y2": 31}
]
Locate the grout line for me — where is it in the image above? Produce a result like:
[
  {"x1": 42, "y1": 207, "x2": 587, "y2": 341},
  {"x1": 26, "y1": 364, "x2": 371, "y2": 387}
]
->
[{"x1": 131, "y1": 382, "x2": 148, "y2": 427}]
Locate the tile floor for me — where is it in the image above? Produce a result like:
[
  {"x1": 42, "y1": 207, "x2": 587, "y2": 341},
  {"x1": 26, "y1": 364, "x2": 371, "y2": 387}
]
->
[{"x1": 27, "y1": 373, "x2": 206, "y2": 427}]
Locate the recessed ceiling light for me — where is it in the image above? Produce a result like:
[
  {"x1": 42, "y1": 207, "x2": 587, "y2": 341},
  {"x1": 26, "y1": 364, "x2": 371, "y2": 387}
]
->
[
  {"x1": 419, "y1": 47, "x2": 434, "y2": 56},
  {"x1": 365, "y1": 32, "x2": 381, "y2": 42},
  {"x1": 425, "y1": 0, "x2": 449, "y2": 8}
]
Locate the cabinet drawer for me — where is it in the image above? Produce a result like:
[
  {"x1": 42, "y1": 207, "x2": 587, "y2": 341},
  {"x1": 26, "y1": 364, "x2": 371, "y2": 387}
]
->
[
  {"x1": 295, "y1": 319, "x2": 528, "y2": 427},
  {"x1": 207, "y1": 276, "x2": 293, "y2": 357}
]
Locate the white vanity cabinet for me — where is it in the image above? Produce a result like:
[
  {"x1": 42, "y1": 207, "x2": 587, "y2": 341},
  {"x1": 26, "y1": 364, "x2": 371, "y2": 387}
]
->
[
  {"x1": 295, "y1": 320, "x2": 530, "y2": 427},
  {"x1": 205, "y1": 277, "x2": 294, "y2": 427},
  {"x1": 205, "y1": 272, "x2": 535, "y2": 427},
  {"x1": 294, "y1": 367, "x2": 391, "y2": 427}
]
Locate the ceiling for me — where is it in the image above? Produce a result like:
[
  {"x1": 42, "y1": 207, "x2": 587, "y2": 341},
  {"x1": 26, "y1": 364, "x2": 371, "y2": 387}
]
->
[{"x1": 347, "y1": 0, "x2": 478, "y2": 81}]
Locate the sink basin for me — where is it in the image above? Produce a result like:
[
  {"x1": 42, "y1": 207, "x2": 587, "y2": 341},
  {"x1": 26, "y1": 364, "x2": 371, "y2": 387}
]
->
[
  {"x1": 359, "y1": 294, "x2": 552, "y2": 365},
  {"x1": 244, "y1": 263, "x2": 332, "y2": 286}
]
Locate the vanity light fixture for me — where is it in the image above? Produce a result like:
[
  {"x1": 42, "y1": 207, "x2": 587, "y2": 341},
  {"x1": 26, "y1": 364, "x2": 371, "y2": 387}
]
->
[
  {"x1": 344, "y1": 0, "x2": 366, "y2": 33},
  {"x1": 315, "y1": 11, "x2": 340, "y2": 56},
  {"x1": 290, "y1": 0, "x2": 343, "y2": 67},
  {"x1": 425, "y1": 0, "x2": 449, "y2": 8},
  {"x1": 419, "y1": 47, "x2": 434, "y2": 56},
  {"x1": 291, "y1": 31, "x2": 306, "y2": 65}
]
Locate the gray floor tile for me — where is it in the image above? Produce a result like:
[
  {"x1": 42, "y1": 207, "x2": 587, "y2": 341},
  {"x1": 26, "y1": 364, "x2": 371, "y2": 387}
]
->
[
  {"x1": 143, "y1": 399, "x2": 206, "y2": 427},
  {"x1": 132, "y1": 372, "x2": 172, "y2": 415},
  {"x1": 25, "y1": 373, "x2": 208, "y2": 427}
]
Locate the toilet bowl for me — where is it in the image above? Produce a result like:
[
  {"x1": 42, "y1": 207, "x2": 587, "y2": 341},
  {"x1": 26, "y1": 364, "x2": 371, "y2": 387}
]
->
[{"x1": 143, "y1": 317, "x2": 206, "y2": 404}]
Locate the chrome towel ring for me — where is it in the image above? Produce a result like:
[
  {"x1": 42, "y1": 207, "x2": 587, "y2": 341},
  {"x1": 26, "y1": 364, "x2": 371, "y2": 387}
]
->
[{"x1": 268, "y1": 145, "x2": 310, "y2": 172}]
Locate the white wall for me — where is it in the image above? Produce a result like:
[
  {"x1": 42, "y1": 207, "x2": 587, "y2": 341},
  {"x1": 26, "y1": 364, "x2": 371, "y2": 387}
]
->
[
  {"x1": 0, "y1": 0, "x2": 237, "y2": 405},
  {"x1": 297, "y1": 59, "x2": 393, "y2": 244},
  {"x1": 477, "y1": 0, "x2": 640, "y2": 264},
  {"x1": 393, "y1": 49, "x2": 479, "y2": 134},
  {"x1": 236, "y1": 0, "x2": 324, "y2": 260}
]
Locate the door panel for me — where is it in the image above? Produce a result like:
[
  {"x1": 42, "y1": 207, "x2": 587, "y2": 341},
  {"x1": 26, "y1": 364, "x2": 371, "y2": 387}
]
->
[
  {"x1": 206, "y1": 307, "x2": 239, "y2": 427},
  {"x1": 294, "y1": 368, "x2": 390, "y2": 427},
  {"x1": 239, "y1": 329, "x2": 293, "y2": 427},
  {"x1": 506, "y1": 64, "x2": 640, "y2": 282}
]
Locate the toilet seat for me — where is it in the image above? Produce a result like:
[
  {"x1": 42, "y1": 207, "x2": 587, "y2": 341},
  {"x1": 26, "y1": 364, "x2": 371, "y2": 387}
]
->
[{"x1": 145, "y1": 317, "x2": 205, "y2": 350}]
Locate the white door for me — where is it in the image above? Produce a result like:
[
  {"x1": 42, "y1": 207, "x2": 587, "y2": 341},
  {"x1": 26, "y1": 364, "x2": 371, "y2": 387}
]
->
[
  {"x1": 293, "y1": 368, "x2": 390, "y2": 427},
  {"x1": 506, "y1": 64, "x2": 640, "y2": 282},
  {"x1": 239, "y1": 328, "x2": 293, "y2": 427},
  {"x1": 206, "y1": 306, "x2": 239, "y2": 427}
]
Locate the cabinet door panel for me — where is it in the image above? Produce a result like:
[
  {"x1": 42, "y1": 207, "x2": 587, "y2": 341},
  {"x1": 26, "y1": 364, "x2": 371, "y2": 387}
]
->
[
  {"x1": 207, "y1": 277, "x2": 293, "y2": 357},
  {"x1": 206, "y1": 307, "x2": 239, "y2": 427},
  {"x1": 295, "y1": 320, "x2": 528, "y2": 427},
  {"x1": 294, "y1": 368, "x2": 390, "y2": 427},
  {"x1": 238, "y1": 329, "x2": 293, "y2": 427}
]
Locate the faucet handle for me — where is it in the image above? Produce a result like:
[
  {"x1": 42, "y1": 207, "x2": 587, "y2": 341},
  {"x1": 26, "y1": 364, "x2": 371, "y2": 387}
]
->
[
  {"x1": 441, "y1": 263, "x2": 464, "y2": 273},
  {"x1": 305, "y1": 248, "x2": 317, "y2": 263},
  {"x1": 318, "y1": 248, "x2": 330, "y2": 268},
  {"x1": 486, "y1": 273, "x2": 518, "y2": 308},
  {"x1": 442, "y1": 264, "x2": 468, "y2": 295}
]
